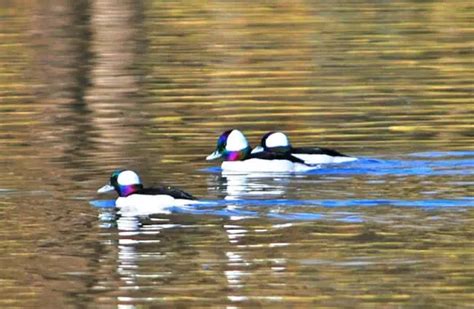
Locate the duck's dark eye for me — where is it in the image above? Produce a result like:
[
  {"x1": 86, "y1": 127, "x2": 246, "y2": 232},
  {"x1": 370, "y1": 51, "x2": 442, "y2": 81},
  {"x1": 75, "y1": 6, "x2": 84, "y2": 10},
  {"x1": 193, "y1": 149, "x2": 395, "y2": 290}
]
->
[
  {"x1": 217, "y1": 134, "x2": 227, "y2": 151},
  {"x1": 110, "y1": 169, "x2": 124, "y2": 187},
  {"x1": 217, "y1": 130, "x2": 233, "y2": 151}
]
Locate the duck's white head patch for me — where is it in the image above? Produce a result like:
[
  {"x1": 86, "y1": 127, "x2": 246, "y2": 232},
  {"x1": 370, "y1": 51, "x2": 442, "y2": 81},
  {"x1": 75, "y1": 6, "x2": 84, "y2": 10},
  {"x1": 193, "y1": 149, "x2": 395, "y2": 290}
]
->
[
  {"x1": 226, "y1": 129, "x2": 249, "y2": 151},
  {"x1": 266, "y1": 132, "x2": 290, "y2": 148},
  {"x1": 117, "y1": 170, "x2": 142, "y2": 186}
]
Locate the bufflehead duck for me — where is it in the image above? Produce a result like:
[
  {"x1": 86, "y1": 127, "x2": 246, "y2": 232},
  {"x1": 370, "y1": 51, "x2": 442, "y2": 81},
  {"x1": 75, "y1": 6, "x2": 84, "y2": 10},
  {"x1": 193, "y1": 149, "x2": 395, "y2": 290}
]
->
[
  {"x1": 98, "y1": 170, "x2": 197, "y2": 212},
  {"x1": 251, "y1": 131, "x2": 357, "y2": 164},
  {"x1": 206, "y1": 129, "x2": 318, "y2": 172}
]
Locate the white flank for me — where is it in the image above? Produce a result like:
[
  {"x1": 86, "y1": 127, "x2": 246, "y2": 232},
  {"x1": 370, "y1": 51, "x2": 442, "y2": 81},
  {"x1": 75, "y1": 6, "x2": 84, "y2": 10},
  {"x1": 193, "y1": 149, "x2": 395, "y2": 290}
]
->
[
  {"x1": 116, "y1": 194, "x2": 199, "y2": 216},
  {"x1": 293, "y1": 154, "x2": 358, "y2": 164},
  {"x1": 221, "y1": 158, "x2": 319, "y2": 173}
]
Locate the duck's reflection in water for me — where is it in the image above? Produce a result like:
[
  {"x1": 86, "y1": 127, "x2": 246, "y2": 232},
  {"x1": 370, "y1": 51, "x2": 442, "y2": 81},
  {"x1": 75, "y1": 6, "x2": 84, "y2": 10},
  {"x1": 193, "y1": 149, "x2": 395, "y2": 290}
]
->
[
  {"x1": 96, "y1": 202, "x2": 295, "y2": 305},
  {"x1": 94, "y1": 170, "x2": 352, "y2": 305},
  {"x1": 205, "y1": 172, "x2": 297, "y2": 301},
  {"x1": 97, "y1": 207, "x2": 177, "y2": 305},
  {"x1": 213, "y1": 171, "x2": 297, "y2": 201}
]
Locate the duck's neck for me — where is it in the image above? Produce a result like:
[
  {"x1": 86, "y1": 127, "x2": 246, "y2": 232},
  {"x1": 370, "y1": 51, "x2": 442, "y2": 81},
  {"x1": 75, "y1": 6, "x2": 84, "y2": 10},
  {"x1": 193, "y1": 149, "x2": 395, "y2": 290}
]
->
[
  {"x1": 223, "y1": 147, "x2": 251, "y2": 161},
  {"x1": 117, "y1": 184, "x2": 143, "y2": 197}
]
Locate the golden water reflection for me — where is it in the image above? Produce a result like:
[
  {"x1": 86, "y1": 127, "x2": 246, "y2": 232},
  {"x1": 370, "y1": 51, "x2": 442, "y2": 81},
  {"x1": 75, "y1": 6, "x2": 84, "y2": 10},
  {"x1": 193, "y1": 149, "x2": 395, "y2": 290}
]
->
[{"x1": 0, "y1": 0, "x2": 473, "y2": 307}]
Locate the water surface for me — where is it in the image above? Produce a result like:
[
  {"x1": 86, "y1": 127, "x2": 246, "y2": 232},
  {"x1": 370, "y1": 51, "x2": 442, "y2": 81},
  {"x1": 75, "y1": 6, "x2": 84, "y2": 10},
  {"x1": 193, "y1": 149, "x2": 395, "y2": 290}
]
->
[{"x1": 0, "y1": 1, "x2": 473, "y2": 307}]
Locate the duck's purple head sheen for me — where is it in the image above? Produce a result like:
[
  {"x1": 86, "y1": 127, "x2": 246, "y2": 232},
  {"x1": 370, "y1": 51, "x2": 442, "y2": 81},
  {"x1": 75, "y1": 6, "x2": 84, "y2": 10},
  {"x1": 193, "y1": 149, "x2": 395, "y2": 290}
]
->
[
  {"x1": 98, "y1": 170, "x2": 144, "y2": 197},
  {"x1": 116, "y1": 183, "x2": 143, "y2": 197},
  {"x1": 206, "y1": 129, "x2": 251, "y2": 161},
  {"x1": 223, "y1": 148, "x2": 251, "y2": 161},
  {"x1": 252, "y1": 131, "x2": 292, "y2": 154}
]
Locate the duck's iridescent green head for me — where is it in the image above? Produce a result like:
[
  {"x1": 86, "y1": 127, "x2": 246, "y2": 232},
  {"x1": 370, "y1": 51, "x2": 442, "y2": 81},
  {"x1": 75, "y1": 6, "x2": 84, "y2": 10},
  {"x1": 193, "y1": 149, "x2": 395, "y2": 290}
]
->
[
  {"x1": 252, "y1": 131, "x2": 292, "y2": 154},
  {"x1": 109, "y1": 169, "x2": 122, "y2": 187},
  {"x1": 98, "y1": 169, "x2": 144, "y2": 197},
  {"x1": 206, "y1": 129, "x2": 251, "y2": 162}
]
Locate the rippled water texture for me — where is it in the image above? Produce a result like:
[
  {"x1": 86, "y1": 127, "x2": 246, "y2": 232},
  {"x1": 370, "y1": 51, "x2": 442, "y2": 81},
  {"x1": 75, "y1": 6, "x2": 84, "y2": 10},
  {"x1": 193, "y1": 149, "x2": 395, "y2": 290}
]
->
[{"x1": 1, "y1": 1, "x2": 473, "y2": 307}]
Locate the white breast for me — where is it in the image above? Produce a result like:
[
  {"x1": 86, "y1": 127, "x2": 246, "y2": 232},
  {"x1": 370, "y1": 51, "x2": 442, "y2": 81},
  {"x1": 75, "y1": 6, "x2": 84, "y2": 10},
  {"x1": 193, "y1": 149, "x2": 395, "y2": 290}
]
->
[
  {"x1": 293, "y1": 154, "x2": 357, "y2": 164},
  {"x1": 221, "y1": 158, "x2": 319, "y2": 173}
]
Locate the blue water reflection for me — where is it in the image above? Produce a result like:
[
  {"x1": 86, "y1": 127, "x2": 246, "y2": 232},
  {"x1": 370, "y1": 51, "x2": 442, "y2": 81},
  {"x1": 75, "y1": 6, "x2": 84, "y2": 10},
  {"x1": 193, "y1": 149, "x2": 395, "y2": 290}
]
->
[
  {"x1": 92, "y1": 151, "x2": 473, "y2": 225},
  {"x1": 91, "y1": 199, "x2": 365, "y2": 223},
  {"x1": 91, "y1": 196, "x2": 472, "y2": 226},
  {"x1": 202, "y1": 151, "x2": 474, "y2": 177}
]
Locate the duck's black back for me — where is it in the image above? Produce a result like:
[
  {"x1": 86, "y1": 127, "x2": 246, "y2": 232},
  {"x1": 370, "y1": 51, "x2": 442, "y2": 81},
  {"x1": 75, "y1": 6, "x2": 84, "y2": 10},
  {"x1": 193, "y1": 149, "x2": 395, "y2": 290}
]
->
[
  {"x1": 248, "y1": 151, "x2": 305, "y2": 163},
  {"x1": 136, "y1": 186, "x2": 196, "y2": 200},
  {"x1": 292, "y1": 147, "x2": 349, "y2": 157}
]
